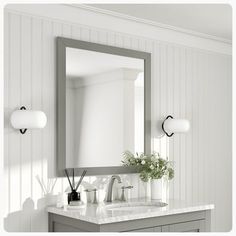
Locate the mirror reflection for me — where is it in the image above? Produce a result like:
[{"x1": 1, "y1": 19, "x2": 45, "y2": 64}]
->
[{"x1": 66, "y1": 47, "x2": 144, "y2": 168}]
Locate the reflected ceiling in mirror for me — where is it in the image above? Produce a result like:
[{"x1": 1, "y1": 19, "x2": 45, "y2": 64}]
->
[{"x1": 66, "y1": 47, "x2": 144, "y2": 168}]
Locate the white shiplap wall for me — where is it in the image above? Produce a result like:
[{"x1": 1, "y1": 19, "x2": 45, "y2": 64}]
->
[{"x1": 4, "y1": 6, "x2": 232, "y2": 232}]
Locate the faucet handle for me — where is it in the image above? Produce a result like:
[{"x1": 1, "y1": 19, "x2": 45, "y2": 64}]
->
[{"x1": 120, "y1": 185, "x2": 133, "y2": 201}]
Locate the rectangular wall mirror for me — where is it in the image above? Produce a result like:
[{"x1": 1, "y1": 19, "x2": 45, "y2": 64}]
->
[{"x1": 57, "y1": 37, "x2": 151, "y2": 176}]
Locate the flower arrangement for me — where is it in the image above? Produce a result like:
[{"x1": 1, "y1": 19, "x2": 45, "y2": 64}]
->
[{"x1": 122, "y1": 151, "x2": 174, "y2": 182}]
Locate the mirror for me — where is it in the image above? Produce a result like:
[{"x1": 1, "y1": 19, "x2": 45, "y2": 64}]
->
[{"x1": 57, "y1": 37, "x2": 151, "y2": 176}]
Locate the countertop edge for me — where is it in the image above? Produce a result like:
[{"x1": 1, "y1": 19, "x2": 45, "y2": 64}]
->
[{"x1": 47, "y1": 203, "x2": 214, "y2": 225}]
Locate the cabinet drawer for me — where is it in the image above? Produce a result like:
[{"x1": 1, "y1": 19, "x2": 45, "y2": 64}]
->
[{"x1": 162, "y1": 220, "x2": 205, "y2": 232}]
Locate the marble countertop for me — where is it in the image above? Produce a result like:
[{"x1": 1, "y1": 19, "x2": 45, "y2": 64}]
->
[{"x1": 47, "y1": 198, "x2": 214, "y2": 225}]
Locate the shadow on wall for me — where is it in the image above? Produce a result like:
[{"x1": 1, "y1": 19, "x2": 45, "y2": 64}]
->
[{"x1": 4, "y1": 195, "x2": 57, "y2": 232}]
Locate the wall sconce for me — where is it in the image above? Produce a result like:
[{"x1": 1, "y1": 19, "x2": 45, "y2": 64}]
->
[
  {"x1": 162, "y1": 115, "x2": 190, "y2": 137},
  {"x1": 10, "y1": 106, "x2": 47, "y2": 134}
]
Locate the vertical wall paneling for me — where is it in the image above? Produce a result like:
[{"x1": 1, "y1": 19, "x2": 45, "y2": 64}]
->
[
  {"x1": 207, "y1": 55, "x2": 217, "y2": 228},
  {"x1": 4, "y1": 11, "x2": 9, "y2": 217},
  {"x1": 19, "y1": 15, "x2": 33, "y2": 232},
  {"x1": 152, "y1": 42, "x2": 160, "y2": 152},
  {"x1": 186, "y1": 49, "x2": 193, "y2": 203},
  {"x1": 198, "y1": 51, "x2": 204, "y2": 203},
  {"x1": 184, "y1": 48, "x2": 188, "y2": 202},
  {"x1": 4, "y1": 9, "x2": 232, "y2": 232},
  {"x1": 159, "y1": 43, "x2": 165, "y2": 156},
  {"x1": 173, "y1": 47, "x2": 180, "y2": 200},
  {"x1": 21, "y1": 15, "x2": 32, "y2": 205},
  {"x1": 192, "y1": 50, "x2": 198, "y2": 204},
  {"x1": 196, "y1": 52, "x2": 200, "y2": 202},
  {"x1": 201, "y1": 52, "x2": 208, "y2": 203},
  {"x1": 42, "y1": 20, "x2": 51, "y2": 192},
  {"x1": 9, "y1": 13, "x2": 21, "y2": 216},
  {"x1": 31, "y1": 17, "x2": 43, "y2": 201},
  {"x1": 180, "y1": 48, "x2": 186, "y2": 201},
  {"x1": 48, "y1": 19, "x2": 56, "y2": 180}
]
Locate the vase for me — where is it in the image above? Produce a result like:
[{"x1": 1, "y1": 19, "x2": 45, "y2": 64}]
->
[{"x1": 151, "y1": 179, "x2": 162, "y2": 200}]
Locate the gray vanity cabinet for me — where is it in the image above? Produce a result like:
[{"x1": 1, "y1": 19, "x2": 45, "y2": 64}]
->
[
  {"x1": 48, "y1": 209, "x2": 212, "y2": 232},
  {"x1": 125, "y1": 220, "x2": 205, "y2": 232},
  {"x1": 161, "y1": 220, "x2": 205, "y2": 232}
]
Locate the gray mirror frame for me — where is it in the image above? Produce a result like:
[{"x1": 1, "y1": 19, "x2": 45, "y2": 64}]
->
[{"x1": 57, "y1": 37, "x2": 151, "y2": 177}]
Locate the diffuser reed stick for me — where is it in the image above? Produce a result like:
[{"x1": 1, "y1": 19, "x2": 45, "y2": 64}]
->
[
  {"x1": 64, "y1": 169, "x2": 73, "y2": 191},
  {"x1": 75, "y1": 170, "x2": 87, "y2": 191}
]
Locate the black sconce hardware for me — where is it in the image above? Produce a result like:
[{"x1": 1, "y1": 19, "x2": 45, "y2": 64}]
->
[
  {"x1": 161, "y1": 115, "x2": 174, "y2": 137},
  {"x1": 20, "y1": 106, "x2": 27, "y2": 134}
]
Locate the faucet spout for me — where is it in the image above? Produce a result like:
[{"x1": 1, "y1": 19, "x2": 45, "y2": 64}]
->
[{"x1": 105, "y1": 175, "x2": 122, "y2": 202}]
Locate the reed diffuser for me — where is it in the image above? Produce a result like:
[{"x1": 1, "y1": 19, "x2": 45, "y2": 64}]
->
[{"x1": 64, "y1": 169, "x2": 87, "y2": 205}]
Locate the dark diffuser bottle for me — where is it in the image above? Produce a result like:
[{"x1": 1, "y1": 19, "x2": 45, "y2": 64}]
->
[{"x1": 67, "y1": 190, "x2": 80, "y2": 204}]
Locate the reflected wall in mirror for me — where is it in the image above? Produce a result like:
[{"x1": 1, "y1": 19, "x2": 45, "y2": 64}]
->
[
  {"x1": 57, "y1": 37, "x2": 151, "y2": 176},
  {"x1": 66, "y1": 48, "x2": 144, "y2": 168}
]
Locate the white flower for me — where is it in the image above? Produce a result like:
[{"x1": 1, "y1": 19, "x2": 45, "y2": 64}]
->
[
  {"x1": 141, "y1": 160, "x2": 146, "y2": 165},
  {"x1": 150, "y1": 165, "x2": 154, "y2": 170}
]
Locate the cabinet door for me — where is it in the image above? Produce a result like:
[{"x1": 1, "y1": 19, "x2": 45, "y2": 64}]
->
[
  {"x1": 162, "y1": 220, "x2": 205, "y2": 232},
  {"x1": 53, "y1": 222, "x2": 85, "y2": 232}
]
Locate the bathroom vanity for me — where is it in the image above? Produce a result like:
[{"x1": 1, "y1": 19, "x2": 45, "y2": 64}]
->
[{"x1": 47, "y1": 198, "x2": 214, "y2": 232}]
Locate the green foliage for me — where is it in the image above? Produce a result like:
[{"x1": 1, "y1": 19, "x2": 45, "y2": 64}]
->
[{"x1": 122, "y1": 151, "x2": 174, "y2": 182}]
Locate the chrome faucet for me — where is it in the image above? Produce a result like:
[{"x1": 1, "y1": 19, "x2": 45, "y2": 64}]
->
[{"x1": 105, "y1": 175, "x2": 122, "y2": 202}]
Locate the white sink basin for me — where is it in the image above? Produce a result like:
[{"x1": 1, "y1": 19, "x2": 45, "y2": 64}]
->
[{"x1": 105, "y1": 201, "x2": 167, "y2": 212}]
